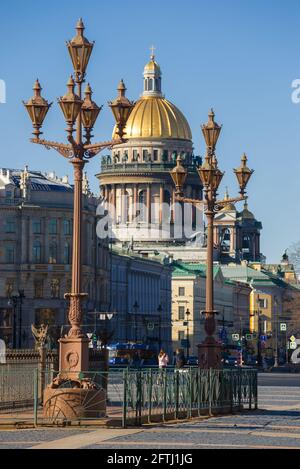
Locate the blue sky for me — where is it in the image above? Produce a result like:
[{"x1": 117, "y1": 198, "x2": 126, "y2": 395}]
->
[{"x1": 0, "y1": 0, "x2": 300, "y2": 262}]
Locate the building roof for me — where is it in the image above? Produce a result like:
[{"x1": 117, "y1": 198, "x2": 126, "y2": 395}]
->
[
  {"x1": 172, "y1": 262, "x2": 220, "y2": 279},
  {"x1": 221, "y1": 264, "x2": 290, "y2": 290},
  {"x1": 2, "y1": 169, "x2": 74, "y2": 193}
]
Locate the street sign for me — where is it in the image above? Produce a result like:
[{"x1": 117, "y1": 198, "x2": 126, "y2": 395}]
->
[
  {"x1": 232, "y1": 334, "x2": 239, "y2": 341},
  {"x1": 260, "y1": 335, "x2": 267, "y2": 341},
  {"x1": 245, "y1": 334, "x2": 252, "y2": 340},
  {"x1": 280, "y1": 323, "x2": 287, "y2": 332},
  {"x1": 290, "y1": 335, "x2": 296, "y2": 342},
  {"x1": 290, "y1": 342, "x2": 297, "y2": 350},
  {"x1": 147, "y1": 322, "x2": 155, "y2": 331}
]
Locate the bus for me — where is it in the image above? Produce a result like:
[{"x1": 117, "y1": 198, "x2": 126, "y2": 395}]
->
[{"x1": 107, "y1": 343, "x2": 158, "y2": 367}]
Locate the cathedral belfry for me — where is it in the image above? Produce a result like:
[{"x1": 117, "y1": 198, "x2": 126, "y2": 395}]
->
[
  {"x1": 214, "y1": 192, "x2": 262, "y2": 263},
  {"x1": 97, "y1": 52, "x2": 203, "y2": 259}
]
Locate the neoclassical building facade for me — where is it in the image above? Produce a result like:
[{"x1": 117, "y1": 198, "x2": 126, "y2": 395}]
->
[
  {"x1": 0, "y1": 167, "x2": 110, "y2": 348},
  {"x1": 97, "y1": 53, "x2": 203, "y2": 257},
  {"x1": 0, "y1": 167, "x2": 173, "y2": 350}
]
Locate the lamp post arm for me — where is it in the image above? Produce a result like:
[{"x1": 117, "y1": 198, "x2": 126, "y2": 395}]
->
[
  {"x1": 174, "y1": 194, "x2": 246, "y2": 210},
  {"x1": 83, "y1": 139, "x2": 124, "y2": 159},
  {"x1": 30, "y1": 138, "x2": 74, "y2": 159},
  {"x1": 214, "y1": 195, "x2": 246, "y2": 209}
]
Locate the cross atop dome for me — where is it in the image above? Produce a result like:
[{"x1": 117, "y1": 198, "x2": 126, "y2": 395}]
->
[{"x1": 150, "y1": 45, "x2": 156, "y2": 60}]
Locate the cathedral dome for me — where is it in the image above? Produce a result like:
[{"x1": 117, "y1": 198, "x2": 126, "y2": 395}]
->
[
  {"x1": 113, "y1": 52, "x2": 192, "y2": 141},
  {"x1": 240, "y1": 199, "x2": 255, "y2": 219},
  {"x1": 118, "y1": 96, "x2": 192, "y2": 140}
]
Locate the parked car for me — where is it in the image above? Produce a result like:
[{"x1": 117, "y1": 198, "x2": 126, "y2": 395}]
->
[{"x1": 186, "y1": 356, "x2": 198, "y2": 366}]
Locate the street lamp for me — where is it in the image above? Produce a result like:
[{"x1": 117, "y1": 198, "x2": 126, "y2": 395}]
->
[
  {"x1": 184, "y1": 308, "x2": 191, "y2": 361},
  {"x1": 133, "y1": 301, "x2": 139, "y2": 343},
  {"x1": 23, "y1": 20, "x2": 134, "y2": 408},
  {"x1": 157, "y1": 304, "x2": 163, "y2": 350},
  {"x1": 170, "y1": 109, "x2": 253, "y2": 369},
  {"x1": 7, "y1": 290, "x2": 25, "y2": 349}
]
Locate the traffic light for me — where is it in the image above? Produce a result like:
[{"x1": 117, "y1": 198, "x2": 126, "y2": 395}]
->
[{"x1": 92, "y1": 333, "x2": 97, "y2": 348}]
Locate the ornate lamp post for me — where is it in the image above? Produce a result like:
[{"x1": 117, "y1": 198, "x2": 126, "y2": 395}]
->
[
  {"x1": 171, "y1": 110, "x2": 253, "y2": 368},
  {"x1": 23, "y1": 20, "x2": 134, "y2": 418},
  {"x1": 7, "y1": 290, "x2": 25, "y2": 349},
  {"x1": 184, "y1": 308, "x2": 191, "y2": 361}
]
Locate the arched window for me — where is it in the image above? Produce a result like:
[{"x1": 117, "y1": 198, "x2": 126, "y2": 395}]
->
[
  {"x1": 148, "y1": 79, "x2": 153, "y2": 91},
  {"x1": 33, "y1": 240, "x2": 42, "y2": 263},
  {"x1": 63, "y1": 219, "x2": 72, "y2": 236},
  {"x1": 221, "y1": 228, "x2": 231, "y2": 252},
  {"x1": 242, "y1": 235, "x2": 251, "y2": 253},
  {"x1": 126, "y1": 190, "x2": 130, "y2": 222},
  {"x1": 138, "y1": 190, "x2": 147, "y2": 221},
  {"x1": 49, "y1": 241, "x2": 57, "y2": 264},
  {"x1": 64, "y1": 243, "x2": 71, "y2": 264},
  {"x1": 162, "y1": 190, "x2": 172, "y2": 223},
  {"x1": 49, "y1": 219, "x2": 57, "y2": 235}
]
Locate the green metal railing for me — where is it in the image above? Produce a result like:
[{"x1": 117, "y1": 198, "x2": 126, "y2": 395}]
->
[
  {"x1": 123, "y1": 367, "x2": 257, "y2": 426},
  {"x1": 0, "y1": 367, "x2": 257, "y2": 427}
]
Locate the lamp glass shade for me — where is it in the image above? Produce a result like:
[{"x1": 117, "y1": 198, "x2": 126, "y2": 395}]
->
[
  {"x1": 108, "y1": 80, "x2": 135, "y2": 138},
  {"x1": 234, "y1": 154, "x2": 254, "y2": 193},
  {"x1": 170, "y1": 156, "x2": 187, "y2": 192},
  {"x1": 23, "y1": 80, "x2": 51, "y2": 128},
  {"x1": 211, "y1": 168, "x2": 224, "y2": 191},
  {"x1": 67, "y1": 20, "x2": 94, "y2": 76},
  {"x1": 201, "y1": 109, "x2": 222, "y2": 149},
  {"x1": 81, "y1": 85, "x2": 102, "y2": 129},
  {"x1": 58, "y1": 77, "x2": 83, "y2": 124}
]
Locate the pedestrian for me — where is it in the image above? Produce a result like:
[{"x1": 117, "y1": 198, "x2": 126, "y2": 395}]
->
[
  {"x1": 158, "y1": 349, "x2": 169, "y2": 368},
  {"x1": 175, "y1": 348, "x2": 186, "y2": 369}
]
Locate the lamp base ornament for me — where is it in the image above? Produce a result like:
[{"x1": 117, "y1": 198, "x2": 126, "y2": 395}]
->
[
  {"x1": 43, "y1": 336, "x2": 106, "y2": 421},
  {"x1": 198, "y1": 337, "x2": 222, "y2": 369}
]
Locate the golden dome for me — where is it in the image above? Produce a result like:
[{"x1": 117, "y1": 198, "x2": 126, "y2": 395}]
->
[
  {"x1": 113, "y1": 96, "x2": 192, "y2": 140},
  {"x1": 144, "y1": 59, "x2": 161, "y2": 73},
  {"x1": 220, "y1": 188, "x2": 236, "y2": 212}
]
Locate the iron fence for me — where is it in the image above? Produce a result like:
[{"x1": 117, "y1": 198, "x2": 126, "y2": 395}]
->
[
  {"x1": 123, "y1": 367, "x2": 257, "y2": 425},
  {"x1": 0, "y1": 367, "x2": 257, "y2": 427}
]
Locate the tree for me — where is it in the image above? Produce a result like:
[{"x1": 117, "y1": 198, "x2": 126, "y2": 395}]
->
[{"x1": 288, "y1": 242, "x2": 300, "y2": 276}]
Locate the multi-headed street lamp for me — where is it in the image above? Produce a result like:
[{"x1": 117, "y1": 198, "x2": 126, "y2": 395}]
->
[
  {"x1": 24, "y1": 20, "x2": 134, "y2": 388},
  {"x1": 171, "y1": 109, "x2": 253, "y2": 368}
]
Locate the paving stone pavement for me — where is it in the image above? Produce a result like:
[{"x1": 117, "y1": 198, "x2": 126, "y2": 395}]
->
[{"x1": 2, "y1": 378, "x2": 300, "y2": 449}]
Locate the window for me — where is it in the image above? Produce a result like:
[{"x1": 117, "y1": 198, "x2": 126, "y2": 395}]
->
[
  {"x1": 178, "y1": 306, "x2": 185, "y2": 320},
  {"x1": 63, "y1": 219, "x2": 72, "y2": 236},
  {"x1": 33, "y1": 220, "x2": 41, "y2": 234},
  {"x1": 143, "y1": 149, "x2": 148, "y2": 161},
  {"x1": 178, "y1": 331, "x2": 185, "y2": 341},
  {"x1": 33, "y1": 240, "x2": 42, "y2": 263},
  {"x1": 5, "y1": 246, "x2": 15, "y2": 264},
  {"x1": 50, "y1": 279, "x2": 60, "y2": 299},
  {"x1": 34, "y1": 280, "x2": 44, "y2": 298},
  {"x1": 162, "y1": 150, "x2": 168, "y2": 162},
  {"x1": 153, "y1": 150, "x2": 158, "y2": 161},
  {"x1": 138, "y1": 190, "x2": 147, "y2": 222},
  {"x1": 258, "y1": 298, "x2": 268, "y2": 309},
  {"x1": 221, "y1": 228, "x2": 231, "y2": 253},
  {"x1": 5, "y1": 218, "x2": 16, "y2": 233},
  {"x1": 49, "y1": 241, "x2": 57, "y2": 264},
  {"x1": 178, "y1": 287, "x2": 185, "y2": 297},
  {"x1": 5, "y1": 279, "x2": 14, "y2": 298},
  {"x1": 64, "y1": 243, "x2": 71, "y2": 264},
  {"x1": 49, "y1": 219, "x2": 57, "y2": 235},
  {"x1": 132, "y1": 150, "x2": 138, "y2": 161}
]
